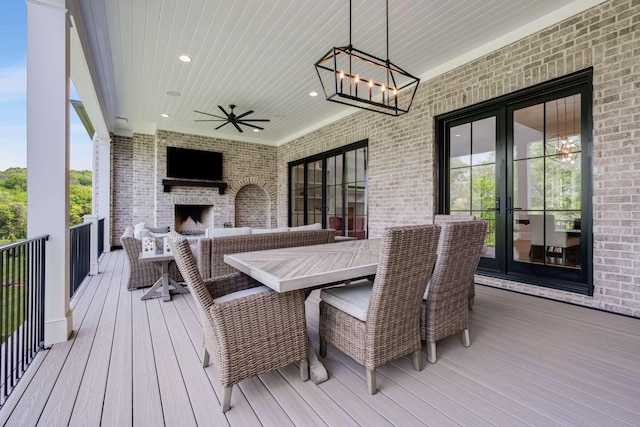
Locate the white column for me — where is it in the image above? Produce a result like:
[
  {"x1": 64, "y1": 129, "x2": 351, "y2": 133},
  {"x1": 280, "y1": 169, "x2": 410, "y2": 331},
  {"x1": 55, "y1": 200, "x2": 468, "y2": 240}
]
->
[
  {"x1": 98, "y1": 136, "x2": 112, "y2": 252},
  {"x1": 84, "y1": 215, "x2": 99, "y2": 275},
  {"x1": 26, "y1": 0, "x2": 72, "y2": 345}
]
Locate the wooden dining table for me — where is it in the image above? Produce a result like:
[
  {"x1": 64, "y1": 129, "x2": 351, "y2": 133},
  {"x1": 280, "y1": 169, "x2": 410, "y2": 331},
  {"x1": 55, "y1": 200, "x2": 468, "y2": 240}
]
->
[
  {"x1": 224, "y1": 238, "x2": 381, "y2": 384},
  {"x1": 224, "y1": 238, "x2": 380, "y2": 292}
]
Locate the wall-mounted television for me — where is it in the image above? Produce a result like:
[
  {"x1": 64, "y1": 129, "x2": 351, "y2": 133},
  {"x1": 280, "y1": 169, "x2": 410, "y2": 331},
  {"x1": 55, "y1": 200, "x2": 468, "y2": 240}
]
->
[{"x1": 166, "y1": 147, "x2": 223, "y2": 181}]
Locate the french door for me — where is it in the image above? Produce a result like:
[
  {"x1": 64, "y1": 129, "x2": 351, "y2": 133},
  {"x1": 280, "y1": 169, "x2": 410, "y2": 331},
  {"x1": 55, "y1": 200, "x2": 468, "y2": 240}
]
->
[
  {"x1": 289, "y1": 140, "x2": 368, "y2": 239},
  {"x1": 438, "y1": 70, "x2": 592, "y2": 294}
]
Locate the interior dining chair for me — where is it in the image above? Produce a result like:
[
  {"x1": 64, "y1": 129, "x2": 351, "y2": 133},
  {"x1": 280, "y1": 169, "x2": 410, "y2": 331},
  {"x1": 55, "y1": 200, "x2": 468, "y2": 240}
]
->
[
  {"x1": 529, "y1": 214, "x2": 580, "y2": 265},
  {"x1": 318, "y1": 224, "x2": 441, "y2": 394},
  {"x1": 433, "y1": 214, "x2": 478, "y2": 310},
  {"x1": 167, "y1": 235, "x2": 309, "y2": 412},
  {"x1": 421, "y1": 220, "x2": 487, "y2": 363}
]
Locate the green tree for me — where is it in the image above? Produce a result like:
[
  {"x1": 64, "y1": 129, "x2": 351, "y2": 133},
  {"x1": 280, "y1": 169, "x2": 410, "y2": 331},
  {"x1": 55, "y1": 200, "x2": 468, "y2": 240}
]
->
[{"x1": 0, "y1": 168, "x2": 93, "y2": 241}]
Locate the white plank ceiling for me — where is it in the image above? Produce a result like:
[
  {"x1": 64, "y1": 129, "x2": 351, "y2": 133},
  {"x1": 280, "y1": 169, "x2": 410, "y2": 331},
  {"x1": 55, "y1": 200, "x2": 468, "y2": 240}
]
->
[{"x1": 69, "y1": 0, "x2": 601, "y2": 146}]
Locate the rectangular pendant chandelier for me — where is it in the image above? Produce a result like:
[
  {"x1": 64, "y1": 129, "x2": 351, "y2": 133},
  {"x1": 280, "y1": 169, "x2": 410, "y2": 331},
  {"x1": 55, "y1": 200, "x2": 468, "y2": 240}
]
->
[{"x1": 314, "y1": 0, "x2": 420, "y2": 117}]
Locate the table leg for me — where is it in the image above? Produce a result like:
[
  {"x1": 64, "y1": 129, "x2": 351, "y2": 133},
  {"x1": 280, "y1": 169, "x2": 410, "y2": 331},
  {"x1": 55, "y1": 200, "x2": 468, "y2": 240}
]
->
[
  {"x1": 308, "y1": 339, "x2": 328, "y2": 384},
  {"x1": 141, "y1": 260, "x2": 189, "y2": 302}
]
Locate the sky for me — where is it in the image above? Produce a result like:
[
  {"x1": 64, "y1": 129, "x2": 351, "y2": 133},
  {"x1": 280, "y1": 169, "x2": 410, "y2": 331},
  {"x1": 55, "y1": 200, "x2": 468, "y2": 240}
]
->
[{"x1": 0, "y1": 1, "x2": 93, "y2": 172}]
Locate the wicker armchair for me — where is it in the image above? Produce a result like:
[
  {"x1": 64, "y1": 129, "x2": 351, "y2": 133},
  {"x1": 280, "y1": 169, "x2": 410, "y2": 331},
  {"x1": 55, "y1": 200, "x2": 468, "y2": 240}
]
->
[
  {"x1": 167, "y1": 236, "x2": 309, "y2": 412},
  {"x1": 433, "y1": 214, "x2": 478, "y2": 310},
  {"x1": 120, "y1": 227, "x2": 181, "y2": 290},
  {"x1": 421, "y1": 220, "x2": 487, "y2": 363},
  {"x1": 319, "y1": 225, "x2": 441, "y2": 394}
]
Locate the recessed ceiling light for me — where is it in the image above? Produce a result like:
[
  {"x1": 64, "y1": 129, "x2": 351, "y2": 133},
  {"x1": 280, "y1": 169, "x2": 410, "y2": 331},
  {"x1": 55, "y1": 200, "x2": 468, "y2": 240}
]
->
[
  {"x1": 309, "y1": 91, "x2": 318, "y2": 97},
  {"x1": 253, "y1": 129, "x2": 260, "y2": 132},
  {"x1": 161, "y1": 113, "x2": 170, "y2": 118},
  {"x1": 178, "y1": 55, "x2": 192, "y2": 63},
  {"x1": 166, "y1": 91, "x2": 181, "y2": 97}
]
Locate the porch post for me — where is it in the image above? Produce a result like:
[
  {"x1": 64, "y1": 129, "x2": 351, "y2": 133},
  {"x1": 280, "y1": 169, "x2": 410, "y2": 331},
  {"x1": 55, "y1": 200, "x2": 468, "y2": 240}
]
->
[
  {"x1": 97, "y1": 136, "x2": 112, "y2": 252},
  {"x1": 84, "y1": 215, "x2": 99, "y2": 275},
  {"x1": 26, "y1": 0, "x2": 73, "y2": 345}
]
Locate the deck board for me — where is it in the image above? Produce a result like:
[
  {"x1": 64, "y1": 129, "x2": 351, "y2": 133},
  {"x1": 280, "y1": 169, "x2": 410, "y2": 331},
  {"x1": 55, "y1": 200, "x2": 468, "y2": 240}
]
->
[{"x1": 1, "y1": 249, "x2": 639, "y2": 426}]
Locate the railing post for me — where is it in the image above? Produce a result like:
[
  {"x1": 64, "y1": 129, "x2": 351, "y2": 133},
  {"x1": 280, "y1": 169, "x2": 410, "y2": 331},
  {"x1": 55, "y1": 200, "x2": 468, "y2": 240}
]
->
[{"x1": 84, "y1": 215, "x2": 99, "y2": 275}]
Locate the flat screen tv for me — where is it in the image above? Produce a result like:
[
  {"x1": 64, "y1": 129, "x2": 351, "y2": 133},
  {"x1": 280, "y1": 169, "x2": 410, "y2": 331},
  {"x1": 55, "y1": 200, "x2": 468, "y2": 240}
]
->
[{"x1": 166, "y1": 147, "x2": 223, "y2": 181}]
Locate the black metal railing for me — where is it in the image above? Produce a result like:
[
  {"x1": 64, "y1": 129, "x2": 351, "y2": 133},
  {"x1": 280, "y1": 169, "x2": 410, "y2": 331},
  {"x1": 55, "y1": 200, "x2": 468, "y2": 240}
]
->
[
  {"x1": 69, "y1": 223, "x2": 91, "y2": 298},
  {"x1": 98, "y1": 218, "x2": 105, "y2": 256},
  {"x1": 0, "y1": 235, "x2": 47, "y2": 408}
]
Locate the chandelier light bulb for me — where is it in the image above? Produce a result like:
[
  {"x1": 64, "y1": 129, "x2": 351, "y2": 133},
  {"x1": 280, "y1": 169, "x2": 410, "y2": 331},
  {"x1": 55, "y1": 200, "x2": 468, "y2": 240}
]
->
[
  {"x1": 368, "y1": 79, "x2": 374, "y2": 88},
  {"x1": 355, "y1": 74, "x2": 360, "y2": 83},
  {"x1": 339, "y1": 70, "x2": 345, "y2": 79}
]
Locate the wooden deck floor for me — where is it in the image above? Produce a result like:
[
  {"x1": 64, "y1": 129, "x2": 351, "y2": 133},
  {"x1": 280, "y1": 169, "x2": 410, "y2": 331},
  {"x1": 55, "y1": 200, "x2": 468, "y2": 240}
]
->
[{"x1": 1, "y1": 249, "x2": 639, "y2": 426}]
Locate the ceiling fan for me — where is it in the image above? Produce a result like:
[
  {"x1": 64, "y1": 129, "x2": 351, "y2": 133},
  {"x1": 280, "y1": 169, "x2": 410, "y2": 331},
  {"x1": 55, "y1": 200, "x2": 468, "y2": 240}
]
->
[{"x1": 194, "y1": 105, "x2": 270, "y2": 133}]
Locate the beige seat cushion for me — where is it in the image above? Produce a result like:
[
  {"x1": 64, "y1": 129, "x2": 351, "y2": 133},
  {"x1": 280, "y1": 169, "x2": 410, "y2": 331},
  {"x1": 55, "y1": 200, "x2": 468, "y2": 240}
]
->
[
  {"x1": 213, "y1": 285, "x2": 272, "y2": 304},
  {"x1": 290, "y1": 223, "x2": 322, "y2": 231},
  {"x1": 251, "y1": 227, "x2": 290, "y2": 234},
  {"x1": 206, "y1": 227, "x2": 252, "y2": 237},
  {"x1": 320, "y1": 279, "x2": 373, "y2": 322}
]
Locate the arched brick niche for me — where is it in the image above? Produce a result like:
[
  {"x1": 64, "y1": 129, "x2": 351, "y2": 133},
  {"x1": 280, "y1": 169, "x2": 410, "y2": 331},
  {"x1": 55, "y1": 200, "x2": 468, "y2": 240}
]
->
[{"x1": 227, "y1": 177, "x2": 276, "y2": 228}]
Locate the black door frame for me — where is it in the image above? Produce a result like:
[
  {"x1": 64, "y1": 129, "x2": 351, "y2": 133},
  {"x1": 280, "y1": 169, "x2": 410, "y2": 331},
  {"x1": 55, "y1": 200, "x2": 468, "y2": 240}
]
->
[{"x1": 436, "y1": 69, "x2": 593, "y2": 295}]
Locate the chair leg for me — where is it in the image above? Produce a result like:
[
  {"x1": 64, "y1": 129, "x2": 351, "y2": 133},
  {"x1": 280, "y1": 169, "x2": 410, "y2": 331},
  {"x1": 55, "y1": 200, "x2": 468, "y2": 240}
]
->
[
  {"x1": 468, "y1": 297, "x2": 475, "y2": 311},
  {"x1": 202, "y1": 348, "x2": 210, "y2": 368},
  {"x1": 222, "y1": 386, "x2": 232, "y2": 412},
  {"x1": 319, "y1": 337, "x2": 327, "y2": 358},
  {"x1": 412, "y1": 349, "x2": 423, "y2": 371},
  {"x1": 299, "y1": 358, "x2": 309, "y2": 381},
  {"x1": 427, "y1": 341, "x2": 437, "y2": 363},
  {"x1": 462, "y1": 328, "x2": 471, "y2": 347},
  {"x1": 366, "y1": 368, "x2": 377, "y2": 395}
]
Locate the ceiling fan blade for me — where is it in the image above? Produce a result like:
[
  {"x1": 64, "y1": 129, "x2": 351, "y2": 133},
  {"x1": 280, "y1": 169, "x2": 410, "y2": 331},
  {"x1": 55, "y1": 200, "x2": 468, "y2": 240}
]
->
[
  {"x1": 215, "y1": 122, "x2": 230, "y2": 130},
  {"x1": 231, "y1": 121, "x2": 243, "y2": 132},
  {"x1": 238, "y1": 119, "x2": 270, "y2": 122},
  {"x1": 240, "y1": 122, "x2": 265, "y2": 131},
  {"x1": 194, "y1": 110, "x2": 227, "y2": 120},
  {"x1": 235, "y1": 110, "x2": 254, "y2": 120},
  {"x1": 194, "y1": 119, "x2": 227, "y2": 122},
  {"x1": 218, "y1": 105, "x2": 230, "y2": 117}
]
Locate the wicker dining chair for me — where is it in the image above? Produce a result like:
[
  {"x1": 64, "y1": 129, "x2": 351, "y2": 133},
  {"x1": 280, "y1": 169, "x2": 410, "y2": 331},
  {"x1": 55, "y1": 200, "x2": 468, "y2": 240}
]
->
[
  {"x1": 421, "y1": 220, "x2": 487, "y2": 363},
  {"x1": 167, "y1": 236, "x2": 309, "y2": 412},
  {"x1": 433, "y1": 214, "x2": 478, "y2": 310},
  {"x1": 319, "y1": 225, "x2": 441, "y2": 394}
]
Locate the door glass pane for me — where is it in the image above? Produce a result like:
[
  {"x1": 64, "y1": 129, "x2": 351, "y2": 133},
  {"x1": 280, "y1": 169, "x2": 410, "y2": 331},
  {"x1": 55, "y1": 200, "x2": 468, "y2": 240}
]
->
[
  {"x1": 449, "y1": 116, "x2": 496, "y2": 259},
  {"x1": 514, "y1": 104, "x2": 544, "y2": 160},
  {"x1": 326, "y1": 154, "x2": 343, "y2": 233},
  {"x1": 345, "y1": 148, "x2": 367, "y2": 239},
  {"x1": 307, "y1": 160, "x2": 322, "y2": 225},
  {"x1": 450, "y1": 168, "x2": 470, "y2": 211},
  {"x1": 513, "y1": 157, "x2": 544, "y2": 211},
  {"x1": 512, "y1": 94, "x2": 582, "y2": 270},
  {"x1": 291, "y1": 164, "x2": 305, "y2": 226},
  {"x1": 450, "y1": 123, "x2": 471, "y2": 166},
  {"x1": 471, "y1": 164, "x2": 494, "y2": 211}
]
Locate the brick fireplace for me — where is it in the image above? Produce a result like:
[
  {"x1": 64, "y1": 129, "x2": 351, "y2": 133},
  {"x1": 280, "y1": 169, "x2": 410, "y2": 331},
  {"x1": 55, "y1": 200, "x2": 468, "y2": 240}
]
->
[{"x1": 174, "y1": 204, "x2": 214, "y2": 234}]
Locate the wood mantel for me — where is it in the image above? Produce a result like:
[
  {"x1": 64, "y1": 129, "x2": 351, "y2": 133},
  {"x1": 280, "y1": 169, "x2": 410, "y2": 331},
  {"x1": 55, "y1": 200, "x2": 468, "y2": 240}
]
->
[{"x1": 162, "y1": 178, "x2": 227, "y2": 195}]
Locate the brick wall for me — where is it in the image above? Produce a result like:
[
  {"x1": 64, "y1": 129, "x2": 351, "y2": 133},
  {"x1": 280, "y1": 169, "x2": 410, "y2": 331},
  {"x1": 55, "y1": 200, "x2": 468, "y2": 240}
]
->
[
  {"x1": 111, "y1": 130, "x2": 277, "y2": 243},
  {"x1": 276, "y1": 0, "x2": 640, "y2": 316},
  {"x1": 235, "y1": 184, "x2": 269, "y2": 228}
]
